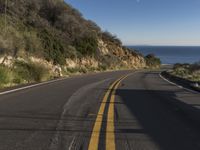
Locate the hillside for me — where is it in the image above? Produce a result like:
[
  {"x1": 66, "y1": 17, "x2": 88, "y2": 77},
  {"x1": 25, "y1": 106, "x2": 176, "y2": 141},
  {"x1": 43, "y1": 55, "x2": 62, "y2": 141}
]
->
[{"x1": 0, "y1": 0, "x2": 147, "y2": 87}]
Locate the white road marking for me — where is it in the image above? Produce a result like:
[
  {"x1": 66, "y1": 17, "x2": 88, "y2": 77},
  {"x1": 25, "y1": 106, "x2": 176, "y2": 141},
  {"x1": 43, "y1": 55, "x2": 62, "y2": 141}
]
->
[
  {"x1": 0, "y1": 70, "x2": 138, "y2": 96},
  {"x1": 0, "y1": 78, "x2": 66, "y2": 96},
  {"x1": 159, "y1": 73, "x2": 199, "y2": 94}
]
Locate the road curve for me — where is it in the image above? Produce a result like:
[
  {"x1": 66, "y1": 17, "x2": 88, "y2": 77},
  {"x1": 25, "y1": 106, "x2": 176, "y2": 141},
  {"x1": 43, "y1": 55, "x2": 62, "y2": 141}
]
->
[{"x1": 0, "y1": 69, "x2": 199, "y2": 150}]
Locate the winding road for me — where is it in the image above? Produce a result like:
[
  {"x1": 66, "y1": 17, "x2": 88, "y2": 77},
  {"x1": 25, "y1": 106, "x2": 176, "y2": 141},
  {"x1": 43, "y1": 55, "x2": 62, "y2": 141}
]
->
[{"x1": 0, "y1": 69, "x2": 200, "y2": 150}]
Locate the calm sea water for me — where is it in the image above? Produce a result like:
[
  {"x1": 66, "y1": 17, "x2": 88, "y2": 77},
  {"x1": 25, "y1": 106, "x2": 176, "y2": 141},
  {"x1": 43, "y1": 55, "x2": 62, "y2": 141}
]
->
[{"x1": 128, "y1": 46, "x2": 200, "y2": 64}]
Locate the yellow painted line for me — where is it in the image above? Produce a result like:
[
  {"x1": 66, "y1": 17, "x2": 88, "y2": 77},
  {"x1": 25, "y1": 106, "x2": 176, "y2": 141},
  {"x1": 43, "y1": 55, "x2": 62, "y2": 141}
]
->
[
  {"x1": 106, "y1": 75, "x2": 128, "y2": 150},
  {"x1": 88, "y1": 76, "x2": 125, "y2": 150}
]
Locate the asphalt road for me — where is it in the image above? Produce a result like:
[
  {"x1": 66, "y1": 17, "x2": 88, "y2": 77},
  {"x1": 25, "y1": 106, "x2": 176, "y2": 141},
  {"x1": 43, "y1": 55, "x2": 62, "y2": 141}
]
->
[{"x1": 0, "y1": 69, "x2": 200, "y2": 150}]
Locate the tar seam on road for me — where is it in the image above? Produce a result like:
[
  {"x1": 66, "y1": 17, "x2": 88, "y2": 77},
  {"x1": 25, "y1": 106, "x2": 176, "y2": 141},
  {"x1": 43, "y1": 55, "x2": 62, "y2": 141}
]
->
[
  {"x1": 88, "y1": 74, "x2": 130, "y2": 150},
  {"x1": 49, "y1": 79, "x2": 111, "y2": 150}
]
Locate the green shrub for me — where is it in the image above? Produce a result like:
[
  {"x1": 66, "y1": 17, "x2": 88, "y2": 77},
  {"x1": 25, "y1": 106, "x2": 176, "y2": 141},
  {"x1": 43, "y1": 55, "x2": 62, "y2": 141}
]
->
[
  {"x1": 79, "y1": 67, "x2": 88, "y2": 73},
  {"x1": 66, "y1": 45, "x2": 82, "y2": 59},
  {"x1": 66, "y1": 67, "x2": 88, "y2": 74},
  {"x1": 101, "y1": 31, "x2": 122, "y2": 46},
  {"x1": 13, "y1": 60, "x2": 50, "y2": 83},
  {"x1": 24, "y1": 30, "x2": 43, "y2": 54},
  {"x1": 172, "y1": 62, "x2": 200, "y2": 81},
  {"x1": 145, "y1": 54, "x2": 161, "y2": 67},
  {"x1": 66, "y1": 67, "x2": 80, "y2": 74},
  {"x1": 73, "y1": 36, "x2": 98, "y2": 56},
  {"x1": 174, "y1": 68, "x2": 189, "y2": 77},
  {"x1": 99, "y1": 64, "x2": 107, "y2": 71},
  {"x1": 39, "y1": 29, "x2": 66, "y2": 65},
  {"x1": 0, "y1": 65, "x2": 12, "y2": 87},
  {"x1": 189, "y1": 64, "x2": 200, "y2": 73}
]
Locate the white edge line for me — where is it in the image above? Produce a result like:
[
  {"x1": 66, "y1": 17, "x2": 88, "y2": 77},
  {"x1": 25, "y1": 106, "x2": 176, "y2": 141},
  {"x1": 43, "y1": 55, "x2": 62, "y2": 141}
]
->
[
  {"x1": 0, "y1": 70, "x2": 138, "y2": 96},
  {"x1": 159, "y1": 73, "x2": 199, "y2": 94},
  {"x1": 0, "y1": 78, "x2": 66, "y2": 96}
]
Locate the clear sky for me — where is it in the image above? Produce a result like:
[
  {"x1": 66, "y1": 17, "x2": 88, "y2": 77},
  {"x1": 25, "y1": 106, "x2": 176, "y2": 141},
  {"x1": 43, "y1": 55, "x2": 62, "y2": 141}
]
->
[{"x1": 65, "y1": 0, "x2": 200, "y2": 46}]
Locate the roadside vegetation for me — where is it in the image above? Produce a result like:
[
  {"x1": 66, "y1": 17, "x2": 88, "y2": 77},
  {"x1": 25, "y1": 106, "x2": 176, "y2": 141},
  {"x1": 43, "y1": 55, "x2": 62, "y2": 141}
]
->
[
  {"x1": 0, "y1": 0, "x2": 119, "y2": 65},
  {"x1": 171, "y1": 62, "x2": 200, "y2": 82},
  {"x1": 0, "y1": 60, "x2": 51, "y2": 88},
  {"x1": 0, "y1": 65, "x2": 12, "y2": 88},
  {"x1": 145, "y1": 54, "x2": 161, "y2": 68}
]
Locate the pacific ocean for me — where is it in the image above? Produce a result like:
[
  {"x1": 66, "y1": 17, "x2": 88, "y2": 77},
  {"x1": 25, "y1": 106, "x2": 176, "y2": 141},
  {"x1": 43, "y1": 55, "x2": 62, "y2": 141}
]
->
[{"x1": 128, "y1": 46, "x2": 200, "y2": 64}]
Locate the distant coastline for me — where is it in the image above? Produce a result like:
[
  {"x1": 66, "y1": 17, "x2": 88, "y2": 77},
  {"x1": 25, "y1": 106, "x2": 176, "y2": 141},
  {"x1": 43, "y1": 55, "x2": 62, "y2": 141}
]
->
[{"x1": 128, "y1": 46, "x2": 200, "y2": 64}]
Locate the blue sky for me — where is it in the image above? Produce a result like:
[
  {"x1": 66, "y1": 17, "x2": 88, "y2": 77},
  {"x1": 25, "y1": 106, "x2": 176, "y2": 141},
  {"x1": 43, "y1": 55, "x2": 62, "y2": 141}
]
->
[{"x1": 65, "y1": 0, "x2": 200, "y2": 46}]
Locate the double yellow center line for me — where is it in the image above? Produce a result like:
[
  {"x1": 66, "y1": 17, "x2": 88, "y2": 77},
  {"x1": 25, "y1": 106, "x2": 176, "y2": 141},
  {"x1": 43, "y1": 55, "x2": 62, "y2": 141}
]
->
[{"x1": 88, "y1": 74, "x2": 129, "y2": 150}]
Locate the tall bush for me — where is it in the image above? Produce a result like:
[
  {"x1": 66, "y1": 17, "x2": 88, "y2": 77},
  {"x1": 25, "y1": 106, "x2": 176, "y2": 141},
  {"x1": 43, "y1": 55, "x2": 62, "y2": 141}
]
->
[
  {"x1": 39, "y1": 29, "x2": 66, "y2": 65},
  {"x1": 14, "y1": 60, "x2": 50, "y2": 83},
  {"x1": 145, "y1": 54, "x2": 161, "y2": 67},
  {"x1": 73, "y1": 36, "x2": 98, "y2": 56}
]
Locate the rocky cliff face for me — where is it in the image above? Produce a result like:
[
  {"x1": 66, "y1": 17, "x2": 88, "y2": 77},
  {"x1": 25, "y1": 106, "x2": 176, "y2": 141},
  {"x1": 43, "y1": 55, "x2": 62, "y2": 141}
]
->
[
  {"x1": 64, "y1": 39, "x2": 146, "y2": 72},
  {"x1": 97, "y1": 39, "x2": 146, "y2": 69},
  {"x1": 0, "y1": 40, "x2": 145, "y2": 77}
]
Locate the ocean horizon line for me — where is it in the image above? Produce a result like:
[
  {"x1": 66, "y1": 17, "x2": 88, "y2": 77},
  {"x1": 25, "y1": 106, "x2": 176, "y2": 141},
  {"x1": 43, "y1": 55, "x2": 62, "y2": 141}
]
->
[{"x1": 126, "y1": 45, "x2": 200, "y2": 47}]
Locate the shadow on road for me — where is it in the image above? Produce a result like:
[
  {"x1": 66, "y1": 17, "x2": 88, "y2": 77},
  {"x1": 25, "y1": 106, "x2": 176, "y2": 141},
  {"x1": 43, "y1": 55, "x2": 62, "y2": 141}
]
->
[{"x1": 116, "y1": 88, "x2": 200, "y2": 150}]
